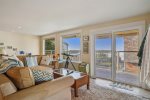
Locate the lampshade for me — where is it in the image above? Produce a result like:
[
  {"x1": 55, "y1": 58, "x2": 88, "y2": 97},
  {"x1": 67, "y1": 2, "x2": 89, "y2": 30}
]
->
[{"x1": 0, "y1": 48, "x2": 7, "y2": 55}]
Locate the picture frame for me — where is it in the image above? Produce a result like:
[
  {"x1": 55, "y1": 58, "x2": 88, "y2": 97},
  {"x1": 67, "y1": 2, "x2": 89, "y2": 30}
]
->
[
  {"x1": 7, "y1": 46, "x2": 12, "y2": 49},
  {"x1": 83, "y1": 36, "x2": 89, "y2": 41},
  {"x1": 13, "y1": 48, "x2": 17, "y2": 51},
  {"x1": 83, "y1": 41, "x2": 89, "y2": 54},
  {"x1": 0, "y1": 43, "x2": 4, "y2": 46}
]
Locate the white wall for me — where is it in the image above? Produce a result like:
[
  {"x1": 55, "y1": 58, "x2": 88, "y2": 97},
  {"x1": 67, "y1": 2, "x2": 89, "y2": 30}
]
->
[
  {"x1": 0, "y1": 31, "x2": 40, "y2": 55},
  {"x1": 40, "y1": 13, "x2": 150, "y2": 76},
  {"x1": 41, "y1": 13, "x2": 150, "y2": 63}
]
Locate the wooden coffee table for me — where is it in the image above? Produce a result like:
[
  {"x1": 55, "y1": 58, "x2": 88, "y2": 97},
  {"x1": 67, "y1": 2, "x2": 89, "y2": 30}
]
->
[{"x1": 53, "y1": 68, "x2": 90, "y2": 97}]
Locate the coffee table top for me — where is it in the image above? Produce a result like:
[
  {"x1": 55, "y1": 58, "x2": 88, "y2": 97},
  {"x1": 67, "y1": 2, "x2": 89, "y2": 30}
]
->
[{"x1": 54, "y1": 68, "x2": 86, "y2": 79}]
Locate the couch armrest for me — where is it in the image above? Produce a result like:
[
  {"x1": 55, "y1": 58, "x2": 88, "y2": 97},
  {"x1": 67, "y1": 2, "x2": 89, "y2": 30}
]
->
[
  {"x1": 0, "y1": 90, "x2": 4, "y2": 100},
  {"x1": 4, "y1": 76, "x2": 74, "y2": 100},
  {"x1": 0, "y1": 74, "x2": 17, "y2": 99}
]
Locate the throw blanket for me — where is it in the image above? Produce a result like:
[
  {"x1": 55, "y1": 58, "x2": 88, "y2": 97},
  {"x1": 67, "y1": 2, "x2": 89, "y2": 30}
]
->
[{"x1": 0, "y1": 59, "x2": 20, "y2": 74}]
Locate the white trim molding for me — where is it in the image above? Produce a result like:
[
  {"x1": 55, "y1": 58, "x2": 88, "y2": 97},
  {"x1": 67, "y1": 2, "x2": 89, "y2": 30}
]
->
[
  {"x1": 90, "y1": 21, "x2": 146, "y2": 84},
  {"x1": 59, "y1": 30, "x2": 82, "y2": 63}
]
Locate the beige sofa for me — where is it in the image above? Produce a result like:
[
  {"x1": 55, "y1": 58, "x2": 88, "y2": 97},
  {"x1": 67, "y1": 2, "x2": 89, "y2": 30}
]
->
[{"x1": 0, "y1": 55, "x2": 74, "y2": 100}]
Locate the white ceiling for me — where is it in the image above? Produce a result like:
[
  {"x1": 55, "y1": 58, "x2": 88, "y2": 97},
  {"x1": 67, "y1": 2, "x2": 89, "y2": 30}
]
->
[{"x1": 0, "y1": 0, "x2": 150, "y2": 36}]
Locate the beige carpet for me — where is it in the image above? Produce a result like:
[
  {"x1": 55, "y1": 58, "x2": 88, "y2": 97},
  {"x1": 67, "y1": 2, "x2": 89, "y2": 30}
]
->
[{"x1": 71, "y1": 79, "x2": 148, "y2": 100}]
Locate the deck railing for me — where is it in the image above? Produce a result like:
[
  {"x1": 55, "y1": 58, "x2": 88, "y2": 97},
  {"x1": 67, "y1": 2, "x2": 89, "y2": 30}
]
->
[
  {"x1": 45, "y1": 50, "x2": 55, "y2": 55},
  {"x1": 62, "y1": 50, "x2": 81, "y2": 62},
  {"x1": 95, "y1": 50, "x2": 139, "y2": 73},
  {"x1": 45, "y1": 50, "x2": 81, "y2": 62}
]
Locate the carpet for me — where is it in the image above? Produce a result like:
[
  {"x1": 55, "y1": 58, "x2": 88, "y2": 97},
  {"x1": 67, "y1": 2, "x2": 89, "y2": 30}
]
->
[{"x1": 71, "y1": 79, "x2": 148, "y2": 100}]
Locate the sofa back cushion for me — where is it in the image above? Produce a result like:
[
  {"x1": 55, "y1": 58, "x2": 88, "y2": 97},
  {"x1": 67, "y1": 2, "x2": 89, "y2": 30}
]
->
[
  {"x1": 0, "y1": 74, "x2": 17, "y2": 96},
  {"x1": 17, "y1": 55, "x2": 43, "y2": 66},
  {"x1": 6, "y1": 67, "x2": 35, "y2": 89}
]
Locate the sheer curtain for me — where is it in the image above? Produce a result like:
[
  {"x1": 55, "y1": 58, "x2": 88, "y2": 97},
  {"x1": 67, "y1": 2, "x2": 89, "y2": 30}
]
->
[{"x1": 141, "y1": 26, "x2": 150, "y2": 89}]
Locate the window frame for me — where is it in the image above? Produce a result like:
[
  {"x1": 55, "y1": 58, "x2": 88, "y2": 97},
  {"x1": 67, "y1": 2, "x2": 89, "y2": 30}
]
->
[
  {"x1": 43, "y1": 38, "x2": 56, "y2": 55},
  {"x1": 60, "y1": 30, "x2": 82, "y2": 63}
]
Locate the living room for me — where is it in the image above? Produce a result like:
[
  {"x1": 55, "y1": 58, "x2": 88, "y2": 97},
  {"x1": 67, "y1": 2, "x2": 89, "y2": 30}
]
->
[{"x1": 0, "y1": 0, "x2": 150, "y2": 100}]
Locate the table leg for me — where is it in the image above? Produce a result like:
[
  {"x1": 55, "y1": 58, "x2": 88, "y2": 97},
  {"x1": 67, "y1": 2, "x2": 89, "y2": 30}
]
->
[
  {"x1": 87, "y1": 76, "x2": 90, "y2": 90},
  {"x1": 74, "y1": 88, "x2": 78, "y2": 97},
  {"x1": 87, "y1": 83, "x2": 90, "y2": 90}
]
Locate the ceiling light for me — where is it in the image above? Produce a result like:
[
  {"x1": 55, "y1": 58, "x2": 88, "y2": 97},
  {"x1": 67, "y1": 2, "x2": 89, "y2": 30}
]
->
[{"x1": 17, "y1": 26, "x2": 22, "y2": 29}]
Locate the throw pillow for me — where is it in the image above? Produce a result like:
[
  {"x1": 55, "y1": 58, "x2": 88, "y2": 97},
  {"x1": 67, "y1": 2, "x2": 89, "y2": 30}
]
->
[
  {"x1": 26, "y1": 56, "x2": 38, "y2": 67},
  {"x1": 40, "y1": 56, "x2": 51, "y2": 66},
  {"x1": 30, "y1": 66, "x2": 53, "y2": 83},
  {"x1": 6, "y1": 67, "x2": 35, "y2": 89}
]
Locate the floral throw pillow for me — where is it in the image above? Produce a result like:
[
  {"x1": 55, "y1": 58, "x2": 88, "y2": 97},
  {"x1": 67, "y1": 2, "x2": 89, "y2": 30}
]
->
[{"x1": 40, "y1": 56, "x2": 51, "y2": 66}]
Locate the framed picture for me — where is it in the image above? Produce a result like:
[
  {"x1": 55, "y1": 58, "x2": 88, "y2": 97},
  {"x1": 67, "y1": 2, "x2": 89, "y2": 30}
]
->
[
  {"x1": 7, "y1": 46, "x2": 12, "y2": 49},
  {"x1": 83, "y1": 42, "x2": 89, "y2": 54},
  {"x1": 83, "y1": 36, "x2": 89, "y2": 41},
  {"x1": 13, "y1": 48, "x2": 17, "y2": 51},
  {"x1": 0, "y1": 43, "x2": 4, "y2": 46}
]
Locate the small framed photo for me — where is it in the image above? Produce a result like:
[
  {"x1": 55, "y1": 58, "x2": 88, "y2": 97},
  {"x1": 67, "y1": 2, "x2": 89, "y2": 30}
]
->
[
  {"x1": 0, "y1": 43, "x2": 4, "y2": 45},
  {"x1": 83, "y1": 42, "x2": 89, "y2": 54},
  {"x1": 13, "y1": 48, "x2": 17, "y2": 51},
  {"x1": 83, "y1": 36, "x2": 89, "y2": 41},
  {"x1": 7, "y1": 46, "x2": 12, "y2": 49}
]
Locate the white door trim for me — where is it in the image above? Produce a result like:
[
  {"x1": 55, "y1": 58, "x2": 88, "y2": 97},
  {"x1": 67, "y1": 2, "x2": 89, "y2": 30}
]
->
[{"x1": 90, "y1": 21, "x2": 145, "y2": 83}]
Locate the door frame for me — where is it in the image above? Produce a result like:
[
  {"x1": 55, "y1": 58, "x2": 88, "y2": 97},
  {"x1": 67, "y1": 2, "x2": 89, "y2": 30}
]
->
[{"x1": 90, "y1": 21, "x2": 145, "y2": 85}]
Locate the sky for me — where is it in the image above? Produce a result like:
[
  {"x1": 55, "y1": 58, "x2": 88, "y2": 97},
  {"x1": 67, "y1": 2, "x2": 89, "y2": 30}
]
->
[
  {"x1": 95, "y1": 37, "x2": 124, "y2": 51},
  {"x1": 63, "y1": 37, "x2": 124, "y2": 51},
  {"x1": 63, "y1": 37, "x2": 80, "y2": 50}
]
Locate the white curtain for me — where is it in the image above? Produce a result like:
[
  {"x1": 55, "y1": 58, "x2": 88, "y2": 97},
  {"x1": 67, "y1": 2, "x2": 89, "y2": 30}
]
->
[{"x1": 141, "y1": 26, "x2": 150, "y2": 89}]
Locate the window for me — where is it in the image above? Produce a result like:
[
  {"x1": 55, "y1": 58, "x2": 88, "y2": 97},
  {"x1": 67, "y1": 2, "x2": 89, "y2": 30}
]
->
[
  {"x1": 44, "y1": 38, "x2": 55, "y2": 55},
  {"x1": 62, "y1": 34, "x2": 81, "y2": 62}
]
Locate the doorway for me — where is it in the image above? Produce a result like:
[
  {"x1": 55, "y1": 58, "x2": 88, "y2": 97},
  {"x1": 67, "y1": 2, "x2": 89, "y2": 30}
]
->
[{"x1": 94, "y1": 29, "x2": 140, "y2": 86}]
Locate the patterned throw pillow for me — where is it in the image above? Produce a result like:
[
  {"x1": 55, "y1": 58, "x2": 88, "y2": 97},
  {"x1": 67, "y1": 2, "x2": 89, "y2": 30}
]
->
[
  {"x1": 26, "y1": 56, "x2": 38, "y2": 67},
  {"x1": 40, "y1": 56, "x2": 51, "y2": 66},
  {"x1": 30, "y1": 67, "x2": 53, "y2": 83}
]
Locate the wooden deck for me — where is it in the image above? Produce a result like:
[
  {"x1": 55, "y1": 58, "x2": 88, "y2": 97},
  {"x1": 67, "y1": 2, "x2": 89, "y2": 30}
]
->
[{"x1": 95, "y1": 67, "x2": 140, "y2": 86}]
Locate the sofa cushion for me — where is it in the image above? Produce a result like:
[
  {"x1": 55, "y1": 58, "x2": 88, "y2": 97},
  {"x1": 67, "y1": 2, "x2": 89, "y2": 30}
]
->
[
  {"x1": 30, "y1": 66, "x2": 53, "y2": 84},
  {"x1": 26, "y1": 56, "x2": 38, "y2": 67},
  {"x1": 40, "y1": 56, "x2": 51, "y2": 66},
  {"x1": 0, "y1": 74, "x2": 17, "y2": 96},
  {"x1": 6, "y1": 67, "x2": 35, "y2": 89},
  {"x1": 0, "y1": 90, "x2": 3, "y2": 100}
]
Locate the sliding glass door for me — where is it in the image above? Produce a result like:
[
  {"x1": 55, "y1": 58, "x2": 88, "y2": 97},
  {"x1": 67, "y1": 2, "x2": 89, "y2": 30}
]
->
[
  {"x1": 114, "y1": 30, "x2": 140, "y2": 86},
  {"x1": 94, "y1": 29, "x2": 140, "y2": 86},
  {"x1": 95, "y1": 33, "x2": 112, "y2": 80}
]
